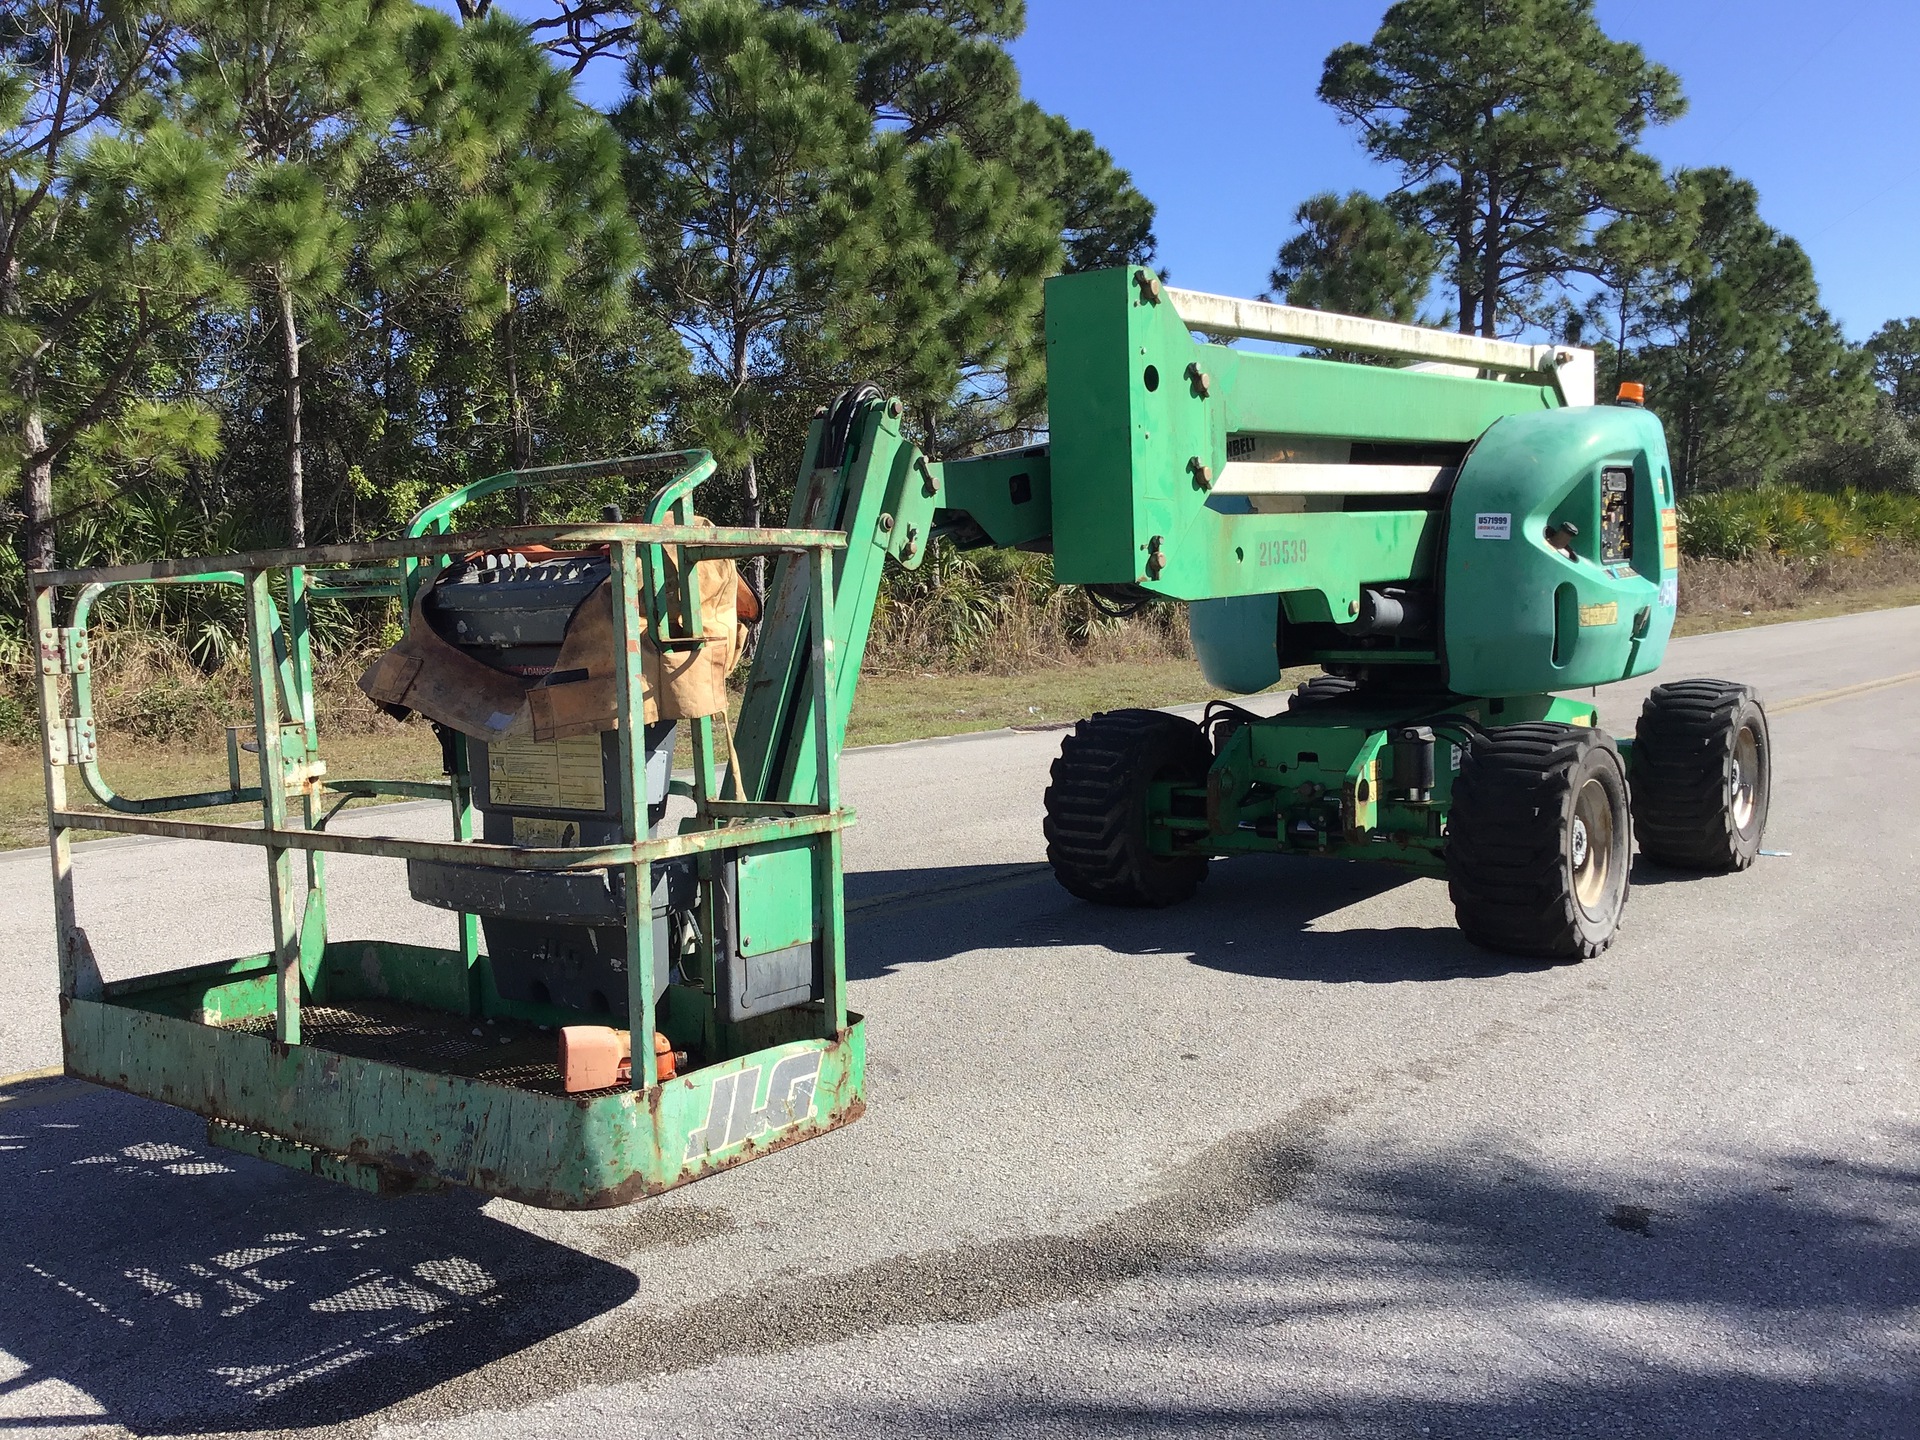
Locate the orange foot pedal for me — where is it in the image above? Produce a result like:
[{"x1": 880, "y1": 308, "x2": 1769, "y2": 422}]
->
[{"x1": 558, "y1": 1026, "x2": 687, "y2": 1091}]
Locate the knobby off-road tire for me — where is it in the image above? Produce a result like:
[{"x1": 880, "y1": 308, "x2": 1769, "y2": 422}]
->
[
  {"x1": 1630, "y1": 679, "x2": 1770, "y2": 871},
  {"x1": 1288, "y1": 675, "x2": 1360, "y2": 710},
  {"x1": 1043, "y1": 709, "x2": 1211, "y2": 907},
  {"x1": 1448, "y1": 723, "x2": 1632, "y2": 960}
]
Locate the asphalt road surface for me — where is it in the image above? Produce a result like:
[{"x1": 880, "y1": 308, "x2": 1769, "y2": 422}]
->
[{"x1": 1, "y1": 607, "x2": 1916, "y2": 1439}]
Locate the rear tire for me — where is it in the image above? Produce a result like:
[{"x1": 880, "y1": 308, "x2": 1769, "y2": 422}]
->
[
  {"x1": 1630, "y1": 680, "x2": 1770, "y2": 871},
  {"x1": 1448, "y1": 723, "x2": 1632, "y2": 960},
  {"x1": 1043, "y1": 709, "x2": 1211, "y2": 907}
]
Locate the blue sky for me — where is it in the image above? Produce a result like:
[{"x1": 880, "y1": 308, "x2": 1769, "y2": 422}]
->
[
  {"x1": 1010, "y1": 0, "x2": 1920, "y2": 341},
  {"x1": 508, "y1": 0, "x2": 1917, "y2": 342}
]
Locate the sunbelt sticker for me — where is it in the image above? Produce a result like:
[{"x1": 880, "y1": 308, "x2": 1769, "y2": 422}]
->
[{"x1": 1474, "y1": 512, "x2": 1511, "y2": 540}]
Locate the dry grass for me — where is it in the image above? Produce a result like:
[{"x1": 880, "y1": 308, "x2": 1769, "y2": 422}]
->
[
  {"x1": 4, "y1": 548, "x2": 1915, "y2": 850},
  {"x1": 1674, "y1": 547, "x2": 1920, "y2": 633},
  {"x1": 0, "y1": 727, "x2": 444, "y2": 851},
  {"x1": 864, "y1": 578, "x2": 1192, "y2": 677}
]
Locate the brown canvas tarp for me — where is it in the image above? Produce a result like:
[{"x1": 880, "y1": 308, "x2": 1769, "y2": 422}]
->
[{"x1": 360, "y1": 540, "x2": 745, "y2": 743}]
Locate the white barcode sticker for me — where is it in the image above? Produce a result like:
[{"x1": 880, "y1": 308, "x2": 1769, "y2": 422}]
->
[{"x1": 1474, "y1": 512, "x2": 1511, "y2": 540}]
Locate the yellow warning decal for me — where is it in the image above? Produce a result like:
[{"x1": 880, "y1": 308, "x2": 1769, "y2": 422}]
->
[
  {"x1": 1579, "y1": 602, "x2": 1620, "y2": 627},
  {"x1": 1660, "y1": 507, "x2": 1680, "y2": 569},
  {"x1": 488, "y1": 733, "x2": 606, "y2": 810}
]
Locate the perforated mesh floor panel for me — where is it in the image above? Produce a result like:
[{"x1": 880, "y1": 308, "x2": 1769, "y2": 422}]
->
[{"x1": 222, "y1": 1000, "x2": 622, "y2": 1098}]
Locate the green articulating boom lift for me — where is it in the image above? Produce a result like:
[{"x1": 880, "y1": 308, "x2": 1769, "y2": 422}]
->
[
  {"x1": 31, "y1": 267, "x2": 1768, "y2": 1207},
  {"x1": 931, "y1": 268, "x2": 1770, "y2": 956}
]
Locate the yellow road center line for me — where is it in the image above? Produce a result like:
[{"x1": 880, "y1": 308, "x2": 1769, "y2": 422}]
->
[
  {"x1": 0, "y1": 1064, "x2": 66, "y2": 1089},
  {"x1": 1771, "y1": 669, "x2": 1920, "y2": 715},
  {"x1": 0, "y1": 1079, "x2": 98, "y2": 1114}
]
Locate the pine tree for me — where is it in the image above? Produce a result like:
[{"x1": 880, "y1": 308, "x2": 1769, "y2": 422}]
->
[
  {"x1": 1269, "y1": 191, "x2": 1441, "y2": 323},
  {"x1": 2, "y1": 0, "x2": 230, "y2": 572},
  {"x1": 794, "y1": 1, "x2": 1154, "y2": 452},
  {"x1": 614, "y1": 0, "x2": 869, "y2": 576},
  {"x1": 176, "y1": 0, "x2": 419, "y2": 546},
  {"x1": 1629, "y1": 169, "x2": 1870, "y2": 491},
  {"x1": 1866, "y1": 319, "x2": 1920, "y2": 420},
  {"x1": 1319, "y1": 0, "x2": 1683, "y2": 337},
  {"x1": 393, "y1": 11, "x2": 645, "y2": 516}
]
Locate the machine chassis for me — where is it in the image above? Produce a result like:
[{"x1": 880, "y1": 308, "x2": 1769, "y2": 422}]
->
[{"x1": 1157, "y1": 691, "x2": 1614, "y2": 875}]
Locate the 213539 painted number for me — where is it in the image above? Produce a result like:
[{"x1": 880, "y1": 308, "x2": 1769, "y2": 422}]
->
[{"x1": 1257, "y1": 538, "x2": 1308, "y2": 566}]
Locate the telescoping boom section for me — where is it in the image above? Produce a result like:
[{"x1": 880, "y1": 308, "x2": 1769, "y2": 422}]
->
[{"x1": 33, "y1": 268, "x2": 1765, "y2": 1207}]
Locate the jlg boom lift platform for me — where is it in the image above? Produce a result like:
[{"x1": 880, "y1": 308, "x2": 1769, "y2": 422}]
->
[{"x1": 32, "y1": 268, "x2": 1770, "y2": 1206}]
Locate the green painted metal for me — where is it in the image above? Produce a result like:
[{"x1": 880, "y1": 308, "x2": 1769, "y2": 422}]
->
[
  {"x1": 938, "y1": 266, "x2": 1674, "y2": 701},
  {"x1": 933, "y1": 445, "x2": 1052, "y2": 549},
  {"x1": 1172, "y1": 692, "x2": 1605, "y2": 875},
  {"x1": 207, "y1": 1120, "x2": 445, "y2": 1196},
  {"x1": 27, "y1": 268, "x2": 1701, "y2": 1209},
  {"x1": 31, "y1": 446, "x2": 874, "y2": 1207},
  {"x1": 1442, "y1": 405, "x2": 1676, "y2": 694},
  {"x1": 733, "y1": 400, "x2": 937, "y2": 808},
  {"x1": 1030, "y1": 266, "x2": 1557, "y2": 604},
  {"x1": 62, "y1": 961, "x2": 866, "y2": 1208},
  {"x1": 737, "y1": 836, "x2": 820, "y2": 957}
]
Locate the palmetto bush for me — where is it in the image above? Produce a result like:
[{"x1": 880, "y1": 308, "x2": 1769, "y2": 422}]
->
[
  {"x1": 1679, "y1": 486, "x2": 1920, "y2": 563},
  {"x1": 867, "y1": 541, "x2": 1188, "y2": 672},
  {"x1": 0, "y1": 490, "x2": 394, "y2": 746}
]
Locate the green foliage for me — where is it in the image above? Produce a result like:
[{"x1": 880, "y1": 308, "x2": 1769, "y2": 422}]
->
[
  {"x1": 1630, "y1": 168, "x2": 1873, "y2": 492},
  {"x1": 1866, "y1": 317, "x2": 1920, "y2": 419},
  {"x1": 615, "y1": 0, "x2": 867, "y2": 535},
  {"x1": 1303, "y1": 9, "x2": 1872, "y2": 503},
  {"x1": 813, "y1": 1, "x2": 1151, "y2": 451},
  {"x1": 1565, "y1": 181, "x2": 1695, "y2": 376},
  {"x1": 1679, "y1": 485, "x2": 1920, "y2": 563},
  {"x1": 1786, "y1": 401, "x2": 1920, "y2": 497},
  {"x1": 177, "y1": 0, "x2": 425, "y2": 543},
  {"x1": 0, "y1": 686, "x2": 35, "y2": 746},
  {"x1": 1269, "y1": 190, "x2": 1442, "y2": 326},
  {"x1": 1319, "y1": 0, "x2": 1684, "y2": 336},
  {"x1": 4, "y1": 0, "x2": 1152, "y2": 644},
  {"x1": 2, "y1": 0, "x2": 236, "y2": 568}
]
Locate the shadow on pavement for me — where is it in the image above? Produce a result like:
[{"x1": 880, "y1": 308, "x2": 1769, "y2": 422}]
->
[
  {"x1": 0, "y1": 1085, "x2": 637, "y2": 1435},
  {"x1": 850, "y1": 853, "x2": 1561, "y2": 983},
  {"x1": 826, "y1": 1138, "x2": 1920, "y2": 1439}
]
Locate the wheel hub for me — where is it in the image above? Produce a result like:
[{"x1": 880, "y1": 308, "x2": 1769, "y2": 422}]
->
[
  {"x1": 1571, "y1": 777, "x2": 1615, "y2": 911},
  {"x1": 1730, "y1": 725, "x2": 1759, "y2": 830}
]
